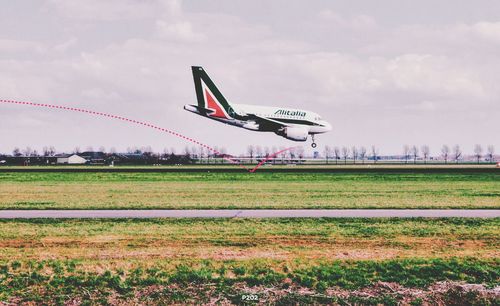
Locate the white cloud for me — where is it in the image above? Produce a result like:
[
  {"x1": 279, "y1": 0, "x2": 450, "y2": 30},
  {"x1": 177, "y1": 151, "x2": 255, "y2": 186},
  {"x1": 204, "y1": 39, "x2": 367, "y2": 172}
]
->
[
  {"x1": 53, "y1": 38, "x2": 78, "y2": 53},
  {"x1": 384, "y1": 54, "x2": 487, "y2": 99},
  {"x1": 0, "y1": 39, "x2": 45, "y2": 55},
  {"x1": 471, "y1": 21, "x2": 500, "y2": 43},
  {"x1": 266, "y1": 51, "x2": 491, "y2": 111},
  {"x1": 159, "y1": 0, "x2": 183, "y2": 18},
  {"x1": 156, "y1": 20, "x2": 205, "y2": 42},
  {"x1": 319, "y1": 10, "x2": 377, "y2": 31}
]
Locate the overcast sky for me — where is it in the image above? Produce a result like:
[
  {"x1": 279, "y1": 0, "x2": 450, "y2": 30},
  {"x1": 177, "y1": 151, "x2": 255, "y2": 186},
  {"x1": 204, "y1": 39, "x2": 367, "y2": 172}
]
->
[{"x1": 1, "y1": 0, "x2": 499, "y2": 156}]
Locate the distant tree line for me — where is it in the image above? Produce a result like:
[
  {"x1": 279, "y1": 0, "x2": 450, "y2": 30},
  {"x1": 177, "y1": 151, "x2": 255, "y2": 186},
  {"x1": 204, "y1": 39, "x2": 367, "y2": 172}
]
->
[
  {"x1": 1, "y1": 146, "x2": 195, "y2": 166},
  {"x1": 0, "y1": 144, "x2": 496, "y2": 166},
  {"x1": 320, "y1": 144, "x2": 495, "y2": 164}
]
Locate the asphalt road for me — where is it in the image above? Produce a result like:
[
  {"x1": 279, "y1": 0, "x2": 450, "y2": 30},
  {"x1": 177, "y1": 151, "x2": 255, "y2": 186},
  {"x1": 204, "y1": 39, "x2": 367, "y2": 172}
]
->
[{"x1": 0, "y1": 209, "x2": 498, "y2": 219}]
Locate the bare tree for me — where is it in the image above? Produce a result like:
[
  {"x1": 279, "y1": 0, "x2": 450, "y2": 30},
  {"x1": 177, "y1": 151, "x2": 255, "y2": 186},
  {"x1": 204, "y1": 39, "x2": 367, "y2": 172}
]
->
[
  {"x1": 324, "y1": 146, "x2": 332, "y2": 164},
  {"x1": 198, "y1": 146, "x2": 205, "y2": 164},
  {"x1": 341, "y1": 147, "x2": 349, "y2": 165},
  {"x1": 264, "y1": 147, "x2": 270, "y2": 159},
  {"x1": 247, "y1": 145, "x2": 254, "y2": 163},
  {"x1": 255, "y1": 146, "x2": 263, "y2": 159},
  {"x1": 210, "y1": 146, "x2": 219, "y2": 164},
  {"x1": 371, "y1": 146, "x2": 378, "y2": 164},
  {"x1": 23, "y1": 147, "x2": 33, "y2": 157},
  {"x1": 12, "y1": 147, "x2": 21, "y2": 157},
  {"x1": 403, "y1": 145, "x2": 410, "y2": 164},
  {"x1": 333, "y1": 147, "x2": 340, "y2": 165},
  {"x1": 296, "y1": 147, "x2": 305, "y2": 163},
  {"x1": 279, "y1": 146, "x2": 286, "y2": 164},
  {"x1": 486, "y1": 145, "x2": 495, "y2": 162},
  {"x1": 162, "y1": 148, "x2": 170, "y2": 158},
  {"x1": 42, "y1": 146, "x2": 56, "y2": 157},
  {"x1": 474, "y1": 144, "x2": 483, "y2": 164},
  {"x1": 441, "y1": 145, "x2": 450, "y2": 164},
  {"x1": 98, "y1": 146, "x2": 106, "y2": 153},
  {"x1": 219, "y1": 147, "x2": 226, "y2": 164},
  {"x1": 207, "y1": 148, "x2": 213, "y2": 163},
  {"x1": 143, "y1": 146, "x2": 153, "y2": 155},
  {"x1": 410, "y1": 145, "x2": 419, "y2": 164},
  {"x1": 359, "y1": 146, "x2": 367, "y2": 164},
  {"x1": 421, "y1": 145, "x2": 430, "y2": 164},
  {"x1": 453, "y1": 145, "x2": 462, "y2": 164},
  {"x1": 271, "y1": 146, "x2": 277, "y2": 164},
  {"x1": 351, "y1": 146, "x2": 358, "y2": 164},
  {"x1": 184, "y1": 146, "x2": 191, "y2": 158},
  {"x1": 86, "y1": 146, "x2": 94, "y2": 152},
  {"x1": 191, "y1": 146, "x2": 197, "y2": 160}
]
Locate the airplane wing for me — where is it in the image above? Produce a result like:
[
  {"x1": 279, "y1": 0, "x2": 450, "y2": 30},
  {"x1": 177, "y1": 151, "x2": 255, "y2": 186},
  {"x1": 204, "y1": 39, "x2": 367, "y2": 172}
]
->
[{"x1": 247, "y1": 114, "x2": 290, "y2": 129}]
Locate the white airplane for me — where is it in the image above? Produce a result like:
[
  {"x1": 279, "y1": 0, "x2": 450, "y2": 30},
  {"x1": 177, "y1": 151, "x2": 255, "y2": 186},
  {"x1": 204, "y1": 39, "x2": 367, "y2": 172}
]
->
[{"x1": 184, "y1": 66, "x2": 332, "y2": 148}]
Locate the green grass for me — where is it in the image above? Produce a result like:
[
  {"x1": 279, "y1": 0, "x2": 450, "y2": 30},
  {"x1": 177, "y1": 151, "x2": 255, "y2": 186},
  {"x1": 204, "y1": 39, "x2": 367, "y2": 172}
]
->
[
  {"x1": 0, "y1": 171, "x2": 498, "y2": 209},
  {"x1": 0, "y1": 258, "x2": 497, "y2": 304},
  {"x1": 0, "y1": 218, "x2": 497, "y2": 304}
]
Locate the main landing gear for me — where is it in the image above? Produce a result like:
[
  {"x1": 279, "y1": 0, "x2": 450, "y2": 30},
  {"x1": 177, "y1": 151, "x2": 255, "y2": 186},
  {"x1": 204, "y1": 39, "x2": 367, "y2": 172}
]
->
[{"x1": 311, "y1": 135, "x2": 317, "y2": 148}]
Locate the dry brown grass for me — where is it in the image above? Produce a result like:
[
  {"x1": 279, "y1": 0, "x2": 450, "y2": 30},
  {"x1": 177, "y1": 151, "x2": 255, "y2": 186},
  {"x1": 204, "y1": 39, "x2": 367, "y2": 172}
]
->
[{"x1": 0, "y1": 219, "x2": 497, "y2": 270}]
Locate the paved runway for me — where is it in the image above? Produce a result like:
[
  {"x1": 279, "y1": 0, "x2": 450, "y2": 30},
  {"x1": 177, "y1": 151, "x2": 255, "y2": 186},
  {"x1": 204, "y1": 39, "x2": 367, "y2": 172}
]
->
[{"x1": 0, "y1": 209, "x2": 498, "y2": 218}]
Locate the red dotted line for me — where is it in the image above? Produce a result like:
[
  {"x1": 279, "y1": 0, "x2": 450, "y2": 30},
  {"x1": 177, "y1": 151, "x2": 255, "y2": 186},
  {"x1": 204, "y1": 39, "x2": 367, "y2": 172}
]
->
[
  {"x1": 0, "y1": 99, "x2": 296, "y2": 172},
  {"x1": 249, "y1": 146, "x2": 297, "y2": 173}
]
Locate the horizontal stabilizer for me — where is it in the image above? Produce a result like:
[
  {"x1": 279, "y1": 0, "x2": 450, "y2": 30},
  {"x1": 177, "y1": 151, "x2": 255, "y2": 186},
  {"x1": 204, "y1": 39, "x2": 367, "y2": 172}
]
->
[{"x1": 183, "y1": 104, "x2": 216, "y2": 115}]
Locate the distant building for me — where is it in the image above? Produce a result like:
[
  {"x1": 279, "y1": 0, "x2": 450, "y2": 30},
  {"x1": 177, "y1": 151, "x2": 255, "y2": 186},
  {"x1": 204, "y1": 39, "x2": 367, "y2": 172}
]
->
[
  {"x1": 77, "y1": 151, "x2": 107, "y2": 165},
  {"x1": 56, "y1": 154, "x2": 87, "y2": 165}
]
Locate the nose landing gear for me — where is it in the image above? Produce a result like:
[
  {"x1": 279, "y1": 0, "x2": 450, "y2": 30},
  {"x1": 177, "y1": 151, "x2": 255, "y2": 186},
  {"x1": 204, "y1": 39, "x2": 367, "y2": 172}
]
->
[{"x1": 311, "y1": 135, "x2": 317, "y2": 148}]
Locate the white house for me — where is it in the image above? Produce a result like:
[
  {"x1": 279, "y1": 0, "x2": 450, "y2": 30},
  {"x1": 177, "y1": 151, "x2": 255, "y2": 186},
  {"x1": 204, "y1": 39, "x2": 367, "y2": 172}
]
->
[{"x1": 57, "y1": 154, "x2": 87, "y2": 165}]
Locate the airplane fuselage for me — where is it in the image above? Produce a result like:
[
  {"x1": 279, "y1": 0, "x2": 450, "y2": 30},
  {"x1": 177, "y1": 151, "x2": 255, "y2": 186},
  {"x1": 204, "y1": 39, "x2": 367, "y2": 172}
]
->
[{"x1": 184, "y1": 103, "x2": 331, "y2": 135}]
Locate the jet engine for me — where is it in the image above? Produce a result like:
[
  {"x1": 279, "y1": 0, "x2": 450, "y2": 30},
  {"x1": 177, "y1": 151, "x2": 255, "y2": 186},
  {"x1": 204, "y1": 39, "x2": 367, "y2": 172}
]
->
[{"x1": 282, "y1": 126, "x2": 309, "y2": 141}]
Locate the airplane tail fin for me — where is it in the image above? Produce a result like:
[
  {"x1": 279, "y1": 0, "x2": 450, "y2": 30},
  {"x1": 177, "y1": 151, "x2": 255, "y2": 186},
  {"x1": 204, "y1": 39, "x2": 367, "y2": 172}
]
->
[{"x1": 191, "y1": 66, "x2": 235, "y2": 119}]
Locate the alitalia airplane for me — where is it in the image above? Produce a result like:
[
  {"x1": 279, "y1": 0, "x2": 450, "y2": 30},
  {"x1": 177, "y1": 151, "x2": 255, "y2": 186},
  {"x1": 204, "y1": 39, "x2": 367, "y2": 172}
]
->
[{"x1": 184, "y1": 66, "x2": 332, "y2": 148}]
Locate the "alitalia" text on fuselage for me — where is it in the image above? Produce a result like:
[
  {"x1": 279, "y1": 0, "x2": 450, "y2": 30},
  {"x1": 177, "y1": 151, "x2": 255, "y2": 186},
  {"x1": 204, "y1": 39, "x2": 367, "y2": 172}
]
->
[{"x1": 274, "y1": 109, "x2": 306, "y2": 117}]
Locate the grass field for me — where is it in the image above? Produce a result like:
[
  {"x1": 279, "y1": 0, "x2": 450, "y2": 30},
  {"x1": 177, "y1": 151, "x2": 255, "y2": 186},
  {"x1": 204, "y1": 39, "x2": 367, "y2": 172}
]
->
[
  {"x1": 0, "y1": 218, "x2": 498, "y2": 304},
  {"x1": 0, "y1": 167, "x2": 498, "y2": 304},
  {"x1": 0, "y1": 169, "x2": 499, "y2": 209}
]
